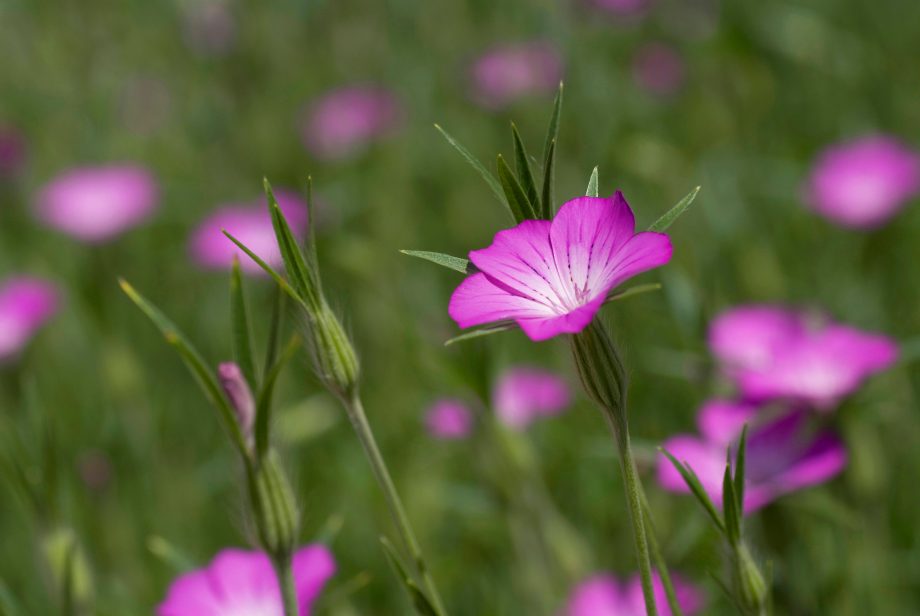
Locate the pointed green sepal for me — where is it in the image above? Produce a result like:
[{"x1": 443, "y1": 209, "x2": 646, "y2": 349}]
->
[
  {"x1": 400, "y1": 250, "x2": 472, "y2": 274},
  {"x1": 585, "y1": 166, "x2": 599, "y2": 197},
  {"x1": 648, "y1": 186, "x2": 700, "y2": 232},
  {"x1": 497, "y1": 153, "x2": 537, "y2": 221}
]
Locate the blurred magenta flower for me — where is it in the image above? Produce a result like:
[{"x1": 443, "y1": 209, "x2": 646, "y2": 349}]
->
[
  {"x1": 493, "y1": 366, "x2": 570, "y2": 429},
  {"x1": 425, "y1": 399, "x2": 473, "y2": 439},
  {"x1": 190, "y1": 189, "x2": 308, "y2": 274},
  {"x1": 35, "y1": 165, "x2": 158, "y2": 242},
  {"x1": 589, "y1": 0, "x2": 651, "y2": 17},
  {"x1": 566, "y1": 571, "x2": 703, "y2": 616},
  {"x1": 470, "y1": 42, "x2": 563, "y2": 109},
  {"x1": 0, "y1": 277, "x2": 59, "y2": 362},
  {"x1": 632, "y1": 43, "x2": 685, "y2": 97},
  {"x1": 709, "y1": 305, "x2": 897, "y2": 406},
  {"x1": 158, "y1": 544, "x2": 335, "y2": 616},
  {"x1": 0, "y1": 125, "x2": 27, "y2": 178},
  {"x1": 182, "y1": 0, "x2": 237, "y2": 57},
  {"x1": 658, "y1": 406, "x2": 847, "y2": 512},
  {"x1": 301, "y1": 86, "x2": 402, "y2": 161},
  {"x1": 449, "y1": 193, "x2": 672, "y2": 341},
  {"x1": 807, "y1": 135, "x2": 920, "y2": 228}
]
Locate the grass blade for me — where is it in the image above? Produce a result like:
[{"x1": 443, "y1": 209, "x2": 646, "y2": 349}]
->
[
  {"x1": 511, "y1": 123, "x2": 539, "y2": 211},
  {"x1": 541, "y1": 139, "x2": 556, "y2": 218},
  {"x1": 585, "y1": 166, "x2": 599, "y2": 197},
  {"x1": 255, "y1": 335, "x2": 300, "y2": 459},
  {"x1": 230, "y1": 257, "x2": 258, "y2": 390},
  {"x1": 400, "y1": 250, "x2": 471, "y2": 274},
  {"x1": 497, "y1": 154, "x2": 536, "y2": 221},
  {"x1": 722, "y1": 462, "x2": 741, "y2": 547},
  {"x1": 434, "y1": 124, "x2": 506, "y2": 207},
  {"x1": 648, "y1": 186, "x2": 700, "y2": 232}
]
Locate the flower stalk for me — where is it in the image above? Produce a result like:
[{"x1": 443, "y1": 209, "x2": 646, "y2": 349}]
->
[
  {"x1": 274, "y1": 556, "x2": 300, "y2": 616},
  {"x1": 571, "y1": 321, "x2": 658, "y2": 616}
]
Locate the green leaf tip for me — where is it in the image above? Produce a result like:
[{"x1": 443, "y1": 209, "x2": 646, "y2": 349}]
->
[
  {"x1": 586, "y1": 166, "x2": 599, "y2": 197},
  {"x1": 648, "y1": 186, "x2": 701, "y2": 232},
  {"x1": 400, "y1": 250, "x2": 471, "y2": 274}
]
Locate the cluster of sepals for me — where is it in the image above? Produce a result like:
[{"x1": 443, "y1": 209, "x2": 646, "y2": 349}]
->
[{"x1": 661, "y1": 428, "x2": 770, "y2": 616}]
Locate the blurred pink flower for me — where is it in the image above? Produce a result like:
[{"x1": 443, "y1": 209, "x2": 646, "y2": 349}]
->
[
  {"x1": 449, "y1": 192, "x2": 672, "y2": 341},
  {"x1": 658, "y1": 406, "x2": 847, "y2": 513},
  {"x1": 301, "y1": 86, "x2": 402, "y2": 161},
  {"x1": 632, "y1": 43, "x2": 685, "y2": 97},
  {"x1": 157, "y1": 544, "x2": 335, "y2": 616},
  {"x1": 806, "y1": 135, "x2": 920, "y2": 228},
  {"x1": 35, "y1": 165, "x2": 158, "y2": 242},
  {"x1": 493, "y1": 367, "x2": 570, "y2": 429},
  {"x1": 0, "y1": 277, "x2": 59, "y2": 362},
  {"x1": 470, "y1": 42, "x2": 563, "y2": 109},
  {"x1": 190, "y1": 189, "x2": 308, "y2": 274},
  {"x1": 566, "y1": 571, "x2": 703, "y2": 616},
  {"x1": 425, "y1": 399, "x2": 473, "y2": 439},
  {"x1": 0, "y1": 125, "x2": 27, "y2": 178},
  {"x1": 182, "y1": 0, "x2": 237, "y2": 57},
  {"x1": 709, "y1": 305, "x2": 897, "y2": 406},
  {"x1": 589, "y1": 0, "x2": 651, "y2": 17}
]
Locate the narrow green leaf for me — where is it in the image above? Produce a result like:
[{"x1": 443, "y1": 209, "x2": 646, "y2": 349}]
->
[
  {"x1": 734, "y1": 424, "x2": 748, "y2": 520},
  {"x1": 223, "y1": 231, "x2": 311, "y2": 312},
  {"x1": 434, "y1": 124, "x2": 506, "y2": 206},
  {"x1": 648, "y1": 186, "x2": 700, "y2": 232},
  {"x1": 511, "y1": 123, "x2": 539, "y2": 211},
  {"x1": 380, "y1": 537, "x2": 438, "y2": 616},
  {"x1": 542, "y1": 82, "x2": 563, "y2": 163},
  {"x1": 263, "y1": 285, "x2": 284, "y2": 380},
  {"x1": 265, "y1": 180, "x2": 320, "y2": 308},
  {"x1": 230, "y1": 257, "x2": 258, "y2": 391},
  {"x1": 445, "y1": 322, "x2": 516, "y2": 346},
  {"x1": 400, "y1": 250, "x2": 471, "y2": 274},
  {"x1": 497, "y1": 154, "x2": 536, "y2": 221},
  {"x1": 585, "y1": 166, "x2": 599, "y2": 197},
  {"x1": 255, "y1": 335, "x2": 301, "y2": 459},
  {"x1": 540, "y1": 139, "x2": 556, "y2": 218},
  {"x1": 660, "y1": 449, "x2": 725, "y2": 534},
  {"x1": 303, "y1": 177, "x2": 321, "y2": 280},
  {"x1": 120, "y1": 280, "x2": 248, "y2": 456},
  {"x1": 722, "y1": 463, "x2": 741, "y2": 547},
  {"x1": 605, "y1": 282, "x2": 662, "y2": 304}
]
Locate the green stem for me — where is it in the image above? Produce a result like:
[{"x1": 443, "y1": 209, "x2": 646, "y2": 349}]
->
[
  {"x1": 274, "y1": 556, "x2": 299, "y2": 616},
  {"x1": 344, "y1": 395, "x2": 448, "y2": 616},
  {"x1": 641, "y1": 489, "x2": 683, "y2": 616}
]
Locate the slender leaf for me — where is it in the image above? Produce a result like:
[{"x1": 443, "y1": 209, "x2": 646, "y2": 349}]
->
[
  {"x1": 263, "y1": 285, "x2": 284, "y2": 379},
  {"x1": 497, "y1": 154, "x2": 536, "y2": 221},
  {"x1": 445, "y1": 322, "x2": 516, "y2": 346},
  {"x1": 660, "y1": 449, "x2": 725, "y2": 534},
  {"x1": 648, "y1": 186, "x2": 700, "y2": 232},
  {"x1": 223, "y1": 231, "x2": 310, "y2": 312},
  {"x1": 120, "y1": 280, "x2": 248, "y2": 455},
  {"x1": 380, "y1": 537, "x2": 438, "y2": 616},
  {"x1": 541, "y1": 139, "x2": 556, "y2": 218},
  {"x1": 542, "y1": 82, "x2": 563, "y2": 163},
  {"x1": 722, "y1": 463, "x2": 741, "y2": 547},
  {"x1": 265, "y1": 180, "x2": 320, "y2": 308},
  {"x1": 400, "y1": 250, "x2": 471, "y2": 274},
  {"x1": 511, "y1": 123, "x2": 539, "y2": 210},
  {"x1": 230, "y1": 257, "x2": 258, "y2": 390},
  {"x1": 585, "y1": 166, "x2": 599, "y2": 197},
  {"x1": 734, "y1": 424, "x2": 748, "y2": 520},
  {"x1": 605, "y1": 282, "x2": 662, "y2": 304},
  {"x1": 255, "y1": 335, "x2": 301, "y2": 459},
  {"x1": 303, "y1": 177, "x2": 321, "y2": 280},
  {"x1": 434, "y1": 124, "x2": 506, "y2": 206}
]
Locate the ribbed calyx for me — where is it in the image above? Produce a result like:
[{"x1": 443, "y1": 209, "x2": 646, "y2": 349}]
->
[
  {"x1": 570, "y1": 321, "x2": 628, "y2": 420},
  {"x1": 248, "y1": 449, "x2": 300, "y2": 560},
  {"x1": 308, "y1": 303, "x2": 360, "y2": 400},
  {"x1": 732, "y1": 543, "x2": 769, "y2": 616}
]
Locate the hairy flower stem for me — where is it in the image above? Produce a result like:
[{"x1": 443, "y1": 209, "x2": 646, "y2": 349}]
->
[
  {"x1": 641, "y1": 490, "x2": 683, "y2": 616},
  {"x1": 273, "y1": 556, "x2": 299, "y2": 616},
  {"x1": 344, "y1": 394, "x2": 447, "y2": 616},
  {"x1": 572, "y1": 322, "x2": 658, "y2": 616}
]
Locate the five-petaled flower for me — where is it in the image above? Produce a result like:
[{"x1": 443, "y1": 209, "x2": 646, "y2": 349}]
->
[{"x1": 449, "y1": 192, "x2": 672, "y2": 341}]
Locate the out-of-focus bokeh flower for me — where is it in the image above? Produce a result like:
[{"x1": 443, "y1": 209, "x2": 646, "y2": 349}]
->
[
  {"x1": 709, "y1": 305, "x2": 897, "y2": 406},
  {"x1": 493, "y1": 367, "x2": 570, "y2": 429},
  {"x1": 566, "y1": 571, "x2": 704, "y2": 616},
  {"x1": 157, "y1": 544, "x2": 335, "y2": 616},
  {"x1": 0, "y1": 277, "x2": 59, "y2": 362},
  {"x1": 449, "y1": 193, "x2": 672, "y2": 341},
  {"x1": 806, "y1": 135, "x2": 920, "y2": 229},
  {"x1": 632, "y1": 43, "x2": 685, "y2": 97},
  {"x1": 659, "y1": 407, "x2": 847, "y2": 512},
  {"x1": 35, "y1": 165, "x2": 159, "y2": 243},
  {"x1": 190, "y1": 189, "x2": 308, "y2": 274},
  {"x1": 300, "y1": 86, "x2": 402, "y2": 161},
  {"x1": 470, "y1": 42, "x2": 563, "y2": 109},
  {"x1": 0, "y1": 125, "x2": 27, "y2": 178},
  {"x1": 77, "y1": 450, "x2": 114, "y2": 494},
  {"x1": 181, "y1": 0, "x2": 237, "y2": 57},
  {"x1": 425, "y1": 399, "x2": 473, "y2": 439}
]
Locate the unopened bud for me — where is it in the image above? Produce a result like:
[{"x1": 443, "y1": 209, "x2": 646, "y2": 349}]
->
[
  {"x1": 218, "y1": 362, "x2": 255, "y2": 443},
  {"x1": 733, "y1": 543, "x2": 768, "y2": 615},
  {"x1": 309, "y1": 305, "x2": 360, "y2": 399},
  {"x1": 570, "y1": 322, "x2": 627, "y2": 414},
  {"x1": 248, "y1": 449, "x2": 300, "y2": 559}
]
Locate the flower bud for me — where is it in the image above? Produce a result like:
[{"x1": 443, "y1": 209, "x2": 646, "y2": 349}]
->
[
  {"x1": 309, "y1": 304, "x2": 360, "y2": 399},
  {"x1": 570, "y1": 322, "x2": 628, "y2": 415},
  {"x1": 218, "y1": 362, "x2": 255, "y2": 444},
  {"x1": 733, "y1": 543, "x2": 769, "y2": 615},
  {"x1": 248, "y1": 449, "x2": 300, "y2": 560}
]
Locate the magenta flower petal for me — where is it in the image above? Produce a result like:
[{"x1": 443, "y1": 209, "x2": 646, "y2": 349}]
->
[
  {"x1": 470, "y1": 42, "x2": 563, "y2": 109},
  {"x1": 301, "y1": 86, "x2": 402, "y2": 161},
  {"x1": 0, "y1": 125, "x2": 27, "y2": 178},
  {"x1": 657, "y1": 434, "x2": 724, "y2": 505},
  {"x1": 0, "y1": 277, "x2": 59, "y2": 361},
  {"x1": 623, "y1": 572, "x2": 705, "y2": 616},
  {"x1": 157, "y1": 544, "x2": 334, "y2": 616},
  {"x1": 708, "y1": 305, "x2": 805, "y2": 371},
  {"x1": 492, "y1": 367, "x2": 570, "y2": 429},
  {"x1": 449, "y1": 193, "x2": 672, "y2": 341},
  {"x1": 807, "y1": 135, "x2": 920, "y2": 229},
  {"x1": 696, "y1": 399, "x2": 759, "y2": 445},
  {"x1": 425, "y1": 399, "x2": 474, "y2": 439},
  {"x1": 35, "y1": 165, "x2": 158, "y2": 242},
  {"x1": 566, "y1": 572, "x2": 703, "y2": 616}
]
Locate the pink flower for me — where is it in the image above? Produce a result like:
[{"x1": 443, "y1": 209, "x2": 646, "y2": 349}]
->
[
  {"x1": 470, "y1": 42, "x2": 563, "y2": 109},
  {"x1": 709, "y1": 305, "x2": 898, "y2": 406},
  {"x1": 632, "y1": 43, "x2": 685, "y2": 97},
  {"x1": 157, "y1": 544, "x2": 335, "y2": 616},
  {"x1": 0, "y1": 277, "x2": 59, "y2": 362},
  {"x1": 181, "y1": 0, "x2": 237, "y2": 57},
  {"x1": 449, "y1": 192, "x2": 672, "y2": 342},
  {"x1": 806, "y1": 135, "x2": 920, "y2": 228},
  {"x1": 0, "y1": 125, "x2": 27, "y2": 178},
  {"x1": 35, "y1": 165, "x2": 158, "y2": 242},
  {"x1": 658, "y1": 405, "x2": 847, "y2": 513},
  {"x1": 425, "y1": 399, "x2": 474, "y2": 439},
  {"x1": 493, "y1": 367, "x2": 570, "y2": 429},
  {"x1": 301, "y1": 86, "x2": 402, "y2": 161},
  {"x1": 566, "y1": 571, "x2": 704, "y2": 616},
  {"x1": 190, "y1": 189, "x2": 308, "y2": 274}
]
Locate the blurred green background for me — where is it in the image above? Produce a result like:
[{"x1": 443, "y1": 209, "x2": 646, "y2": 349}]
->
[{"x1": 2, "y1": 0, "x2": 919, "y2": 613}]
